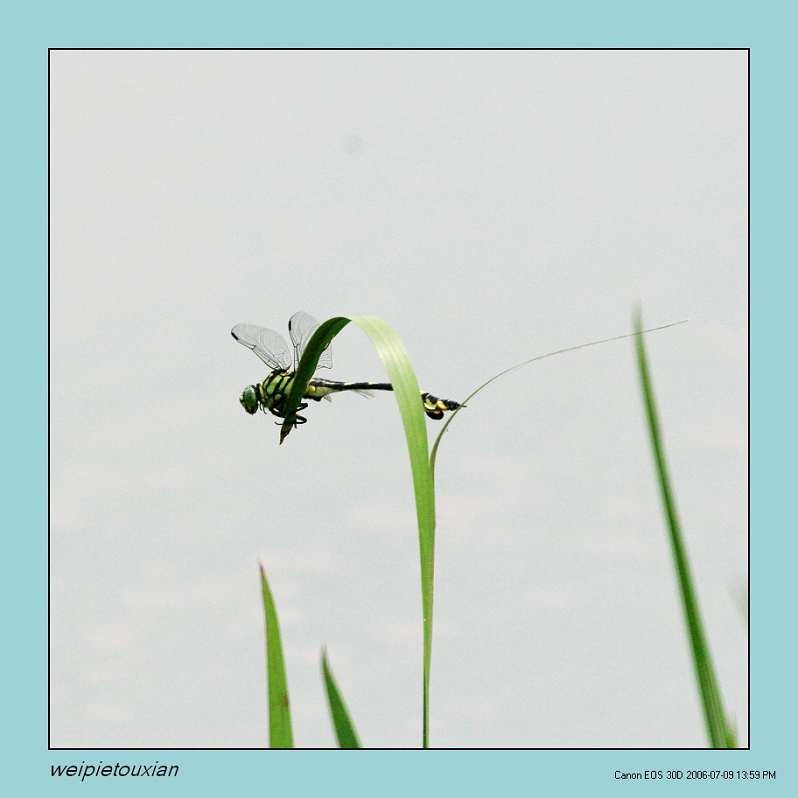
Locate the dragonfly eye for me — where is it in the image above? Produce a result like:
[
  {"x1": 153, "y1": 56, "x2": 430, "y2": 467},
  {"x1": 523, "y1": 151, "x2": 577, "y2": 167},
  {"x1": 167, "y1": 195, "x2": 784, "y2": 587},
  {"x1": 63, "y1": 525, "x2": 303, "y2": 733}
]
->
[{"x1": 239, "y1": 386, "x2": 259, "y2": 415}]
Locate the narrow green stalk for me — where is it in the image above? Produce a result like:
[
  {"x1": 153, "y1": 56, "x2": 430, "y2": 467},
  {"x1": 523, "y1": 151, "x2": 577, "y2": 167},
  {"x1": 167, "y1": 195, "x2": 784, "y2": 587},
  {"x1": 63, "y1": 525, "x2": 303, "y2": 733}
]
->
[
  {"x1": 259, "y1": 563, "x2": 293, "y2": 748},
  {"x1": 633, "y1": 310, "x2": 735, "y2": 748}
]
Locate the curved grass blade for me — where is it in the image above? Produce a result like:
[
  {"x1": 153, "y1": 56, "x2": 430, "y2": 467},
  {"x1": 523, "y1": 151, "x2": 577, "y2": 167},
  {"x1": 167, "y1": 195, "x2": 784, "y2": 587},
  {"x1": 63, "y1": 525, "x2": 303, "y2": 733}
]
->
[
  {"x1": 259, "y1": 562, "x2": 293, "y2": 748},
  {"x1": 280, "y1": 316, "x2": 352, "y2": 443},
  {"x1": 430, "y1": 319, "x2": 689, "y2": 475},
  {"x1": 348, "y1": 316, "x2": 435, "y2": 749},
  {"x1": 321, "y1": 648, "x2": 362, "y2": 748},
  {"x1": 283, "y1": 314, "x2": 435, "y2": 747},
  {"x1": 634, "y1": 309, "x2": 736, "y2": 748}
]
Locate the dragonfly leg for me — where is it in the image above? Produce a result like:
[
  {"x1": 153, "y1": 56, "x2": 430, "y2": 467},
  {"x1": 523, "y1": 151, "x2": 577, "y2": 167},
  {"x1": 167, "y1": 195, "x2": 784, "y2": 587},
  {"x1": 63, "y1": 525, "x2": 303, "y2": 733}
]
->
[{"x1": 275, "y1": 414, "x2": 307, "y2": 426}]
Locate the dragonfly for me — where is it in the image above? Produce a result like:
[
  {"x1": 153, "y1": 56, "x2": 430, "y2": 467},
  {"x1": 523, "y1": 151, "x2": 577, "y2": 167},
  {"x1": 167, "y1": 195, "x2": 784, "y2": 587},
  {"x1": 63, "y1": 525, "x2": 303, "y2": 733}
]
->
[{"x1": 231, "y1": 312, "x2": 462, "y2": 430}]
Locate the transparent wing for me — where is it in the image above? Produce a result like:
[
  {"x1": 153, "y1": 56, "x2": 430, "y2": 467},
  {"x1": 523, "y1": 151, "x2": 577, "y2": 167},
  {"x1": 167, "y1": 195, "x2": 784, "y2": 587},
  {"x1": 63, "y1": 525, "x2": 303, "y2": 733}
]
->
[
  {"x1": 231, "y1": 323, "x2": 292, "y2": 371},
  {"x1": 321, "y1": 389, "x2": 374, "y2": 401},
  {"x1": 288, "y1": 311, "x2": 333, "y2": 371}
]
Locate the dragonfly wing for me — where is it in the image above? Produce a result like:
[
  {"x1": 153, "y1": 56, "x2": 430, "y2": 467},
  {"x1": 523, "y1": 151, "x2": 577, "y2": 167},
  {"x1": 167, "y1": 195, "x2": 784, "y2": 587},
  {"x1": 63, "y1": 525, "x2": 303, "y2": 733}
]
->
[
  {"x1": 318, "y1": 389, "x2": 373, "y2": 399},
  {"x1": 288, "y1": 311, "x2": 333, "y2": 370},
  {"x1": 231, "y1": 323, "x2": 292, "y2": 371}
]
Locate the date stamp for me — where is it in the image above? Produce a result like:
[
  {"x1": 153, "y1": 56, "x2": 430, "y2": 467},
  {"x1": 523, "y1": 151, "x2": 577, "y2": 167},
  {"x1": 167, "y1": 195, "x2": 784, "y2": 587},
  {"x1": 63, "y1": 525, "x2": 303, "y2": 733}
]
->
[{"x1": 614, "y1": 770, "x2": 777, "y2": 781}]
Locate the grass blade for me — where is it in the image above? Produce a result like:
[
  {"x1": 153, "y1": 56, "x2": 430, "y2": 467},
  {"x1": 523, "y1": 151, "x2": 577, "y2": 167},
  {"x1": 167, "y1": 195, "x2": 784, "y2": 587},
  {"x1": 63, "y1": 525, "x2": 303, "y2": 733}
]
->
[
  {"x1": 259, "y1": 562, "x2": 294, "y2": 748},
  {"x1": 633, "y1": 310, "x2": 736, "y2": 748},
  {"x1": 347, "y1": 316, "x2": 435, "y2": 749},
  {"x1": 282, "y1": 314, "x2": 435, "y2": 747},
  {"x1": 321, "y1": 649, "x2": 362, "y2": 748},
  {"x1": 280, "y1": 316, "x2": 352, "y2": 443},
  {"x1": 430, "y1": 320, "x2": 688, "y2": 474}
]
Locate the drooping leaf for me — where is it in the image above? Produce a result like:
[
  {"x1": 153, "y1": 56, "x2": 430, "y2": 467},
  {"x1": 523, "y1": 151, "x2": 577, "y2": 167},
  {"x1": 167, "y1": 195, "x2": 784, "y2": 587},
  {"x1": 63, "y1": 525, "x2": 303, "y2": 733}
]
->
[{"x1": 282, "y1": 315, "x2": 436, "y2": 748}]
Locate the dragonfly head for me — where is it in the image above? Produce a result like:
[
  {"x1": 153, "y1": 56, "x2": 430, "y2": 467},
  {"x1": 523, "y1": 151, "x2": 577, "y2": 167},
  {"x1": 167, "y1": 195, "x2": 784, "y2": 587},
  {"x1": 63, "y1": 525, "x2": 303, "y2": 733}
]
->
[{"x1": 239, "y1": 385, "x2": 260, "y2": 415}]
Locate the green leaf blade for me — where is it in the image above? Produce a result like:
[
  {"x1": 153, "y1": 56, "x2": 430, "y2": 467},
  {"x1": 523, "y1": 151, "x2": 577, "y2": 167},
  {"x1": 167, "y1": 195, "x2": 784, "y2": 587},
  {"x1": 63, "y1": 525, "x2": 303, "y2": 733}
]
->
[
  {"x1": 278, "y1": 313, "x2": 437, "y2": 747},
  {"x1": 280, "y1": 316, "x2": 352, "y2": 443},
  {"x1": 348, "y1": 315, "x2": 436, "y2": 748},
  {"x1": 633, "y1": 310, "x2": 736, "y2": 748},
  {"x1": 321, "y1": 649, "x2": 362, "y2": 748},
  {"x1": 259, "y1": 563, "x2": 294, "y2": 748}
]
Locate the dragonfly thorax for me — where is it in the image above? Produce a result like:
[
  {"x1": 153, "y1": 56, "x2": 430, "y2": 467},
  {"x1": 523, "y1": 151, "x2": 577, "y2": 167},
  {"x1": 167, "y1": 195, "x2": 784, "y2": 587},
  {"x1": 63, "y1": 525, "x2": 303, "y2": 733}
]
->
[{"x1": 239, "y1": 370, "x2": 307, "y2": 421}]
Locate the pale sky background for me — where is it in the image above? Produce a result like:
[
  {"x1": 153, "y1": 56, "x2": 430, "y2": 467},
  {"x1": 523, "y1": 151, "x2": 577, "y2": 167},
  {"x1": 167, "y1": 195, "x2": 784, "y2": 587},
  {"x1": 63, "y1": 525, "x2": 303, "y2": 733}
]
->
[{"x1": 50, "y1": 49, "x2": 747, "y2": 749}]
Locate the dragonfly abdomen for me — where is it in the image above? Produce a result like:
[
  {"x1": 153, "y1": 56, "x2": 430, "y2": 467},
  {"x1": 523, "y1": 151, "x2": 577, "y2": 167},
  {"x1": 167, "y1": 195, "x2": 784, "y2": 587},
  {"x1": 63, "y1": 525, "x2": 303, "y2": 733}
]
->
[
  {"x1": 307, "y1": 378, "x2": 462, "y2": 419},
  {"x1": 421, "y1": 392, "x2": 462, "y2": 420},
  {"x1": 305, "y1": 378, "x2": 393, "y2": 399}
]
